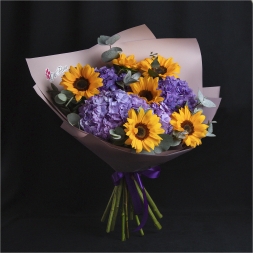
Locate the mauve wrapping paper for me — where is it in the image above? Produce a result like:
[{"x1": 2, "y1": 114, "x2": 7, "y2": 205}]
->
[{"x1": 26, "y1": 25, "x2": 221, "y2": 172}]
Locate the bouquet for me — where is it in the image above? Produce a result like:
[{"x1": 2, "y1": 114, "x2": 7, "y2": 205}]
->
[{"x1": 26, "y1": 25, "x2": 221, "y2": 241}]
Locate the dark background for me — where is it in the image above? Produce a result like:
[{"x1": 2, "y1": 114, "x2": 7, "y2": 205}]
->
[{"x1": 1, "y1": 1, "x2": 252, "y2": 252}]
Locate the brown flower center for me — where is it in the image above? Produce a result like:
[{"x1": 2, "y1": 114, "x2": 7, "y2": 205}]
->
[
  {"x1": 152, "y1": 66, "x2": 167, "y2": 75},
  {"x1": 74, "y1": 77, "x2": 90, "y2": 91},
  {"x1": 135, "y1": 123, "x2": 149, "y2": 140},
  {"x1": 139, "y1": 90, "x2": 153, "y2": 101},
  {"x1": 181, "y1": 120, "x2": 194, "y2": 135}
]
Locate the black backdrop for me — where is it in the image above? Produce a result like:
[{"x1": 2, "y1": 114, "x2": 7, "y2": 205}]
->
[{"x1": 2, "y1": 1, "x2": 252, "y2": 252}]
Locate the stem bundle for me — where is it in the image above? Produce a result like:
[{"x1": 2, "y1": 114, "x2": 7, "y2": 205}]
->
[{"x1": 101, "y1": 176, "x2": 163, "y2": 240}]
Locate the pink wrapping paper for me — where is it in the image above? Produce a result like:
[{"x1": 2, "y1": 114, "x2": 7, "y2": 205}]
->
[{"x1": 27, "y1": 25, "x2": 221, "y2": 172}]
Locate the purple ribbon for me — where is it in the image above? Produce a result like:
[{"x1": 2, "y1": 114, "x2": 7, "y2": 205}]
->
[{"x1": 112, "y1": 166, "x2": 161, "y2": 231}]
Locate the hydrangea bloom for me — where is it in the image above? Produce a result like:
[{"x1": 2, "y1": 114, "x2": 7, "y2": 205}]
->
[
  {"x1": 95, "y1": 66, "x2": 126, "y2": 92},
  {"x1": 79, "y1": 89, "x2": 150, "y2": 140},
  {"x1": 150, "y1": 102, "x2": 173, "y2": 134},
  {"x1": 158, "y1": 76, "x2": 198, "y2": 112}
]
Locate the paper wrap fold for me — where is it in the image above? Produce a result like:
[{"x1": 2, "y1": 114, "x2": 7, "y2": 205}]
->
[{"x1": 26, "y1": 25, "x2": 221, "y2": 172}]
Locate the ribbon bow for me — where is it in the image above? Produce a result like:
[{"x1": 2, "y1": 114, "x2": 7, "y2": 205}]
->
[{"x1": 112, "y1": 166, "x2": 161, "y2": 231}]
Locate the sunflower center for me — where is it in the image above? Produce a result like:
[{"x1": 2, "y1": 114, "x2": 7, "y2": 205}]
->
[
  {"x1": 139, "y1": 90, "x2": 153, "y2": 101},
  {"x1": 135, "y1": 123, "x2": 150, "y2": 140},
  {"x1": 74, "y1": 77, "x2": 90, "y2": 91},
  {"x1": 152, "y1": 66, "x2": 167, "y2": 75},
  {"x1": 181, "y1": 120, "x2": 194, "y2": 135}
]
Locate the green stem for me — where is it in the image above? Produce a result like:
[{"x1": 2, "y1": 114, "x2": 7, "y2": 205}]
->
[
  {"x1": 133, "y1": 180, "x2": 162, "y2": 230},
  {"x1": 65, "y1": 96, "x2": 74, "y2": 107},
  {"x1": 101, "y1": 187, "x2": 116, "y2": 222},
  {"x1": 144, "y1": 188, "x2": 163, "y2": 219},
  {"x1": 135, "y1": 215, "x2": 144, "y2": 236},
  {"x1": 121, "y1": 181, "x2": 126, "y2": 241},
  {"x1": 110, "y1": 180, "x2": 123, "y2": 231},
  {"x1": 106, "y1": 186, "x2": 118, "y2": 233},
  {"x1": 129, "y1": 200, "x2": 134, "y2": 220},
  {"x1": 124, "y1": 182, "x2": 129, "y2": 239}
]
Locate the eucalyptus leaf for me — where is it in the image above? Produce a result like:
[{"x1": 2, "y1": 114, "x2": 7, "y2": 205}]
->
[
  {"x1": 173, "y1": 130, "x2": 188, "y2": 140},
  {"x1": 109, "y1": 130, "x2": 121, "y2": 140},
  {"x1": 197, "y1": 90, "x2": 204, "y2": 102},
  {"x1": 116, "y1": 81, "x2": 125, "y2": 89},
  {"x1": 193, "y1": 107, "x2": 203, "y2": 114},
  {"x1": 97, "y1": 35, "x2": 110, "y2": 45},
  {"x1": 109, "y1": 127, "x2": 126, "y2": 139},
  {"x1": 201, "y1": 98, "x2": 216, "y2": 107},
  {"x1": 58, "y1": 106, "x2": 71, "y2": 116},
  {"x1": 105, "y1": 34, "x2": 120, "y2": 45},
  {"x1": 131, "y1": 72, "x2": 141, "y2": 80},
  {"x1": 60, "y1": 90, "x2": 74, "y2": 99},
  {"x1": 67, "y1": 113, "x2": 80, "y2": 126},
  {"x1": 206, "y1": 132, "x2": 216, "y2": 137},
  {"x1": 123, "y1": 71, "x2": 141, "y2": 85},
  {"x1": 207, "y1": 121, "x2": 213, "y2": 134},
  {"x1": 54, "y1": 93, "x2": 67, "y2": 104},
  {"x1": 198, "y1": 90, "x2": 216, "y2": 108},
  {"x1": 154, "y1": 134, "x2": 181, "y2": 154},
  {"x1": 101, "y1": 47, "x2": 122, "y2": 62},
  {"x1": 123, "y1": 71, "x2": 132, "y2": 83},
  {"x1": 109, "y1": 127, "x2": 126, "y2": 146}
]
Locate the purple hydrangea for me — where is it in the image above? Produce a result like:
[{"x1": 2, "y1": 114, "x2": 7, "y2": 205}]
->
[
  {"x1": 79, "y1": 89, "x2": 150, "y2": 140},
  {"x1": 158, "y1": 76, "x2": 198, "y2": 112},
  {"x1": 150, "y1": 102, "x2": 173, "y2": 134},
  {"x1": 95, "y1": 66, "x2": 126, "y2": 92}
]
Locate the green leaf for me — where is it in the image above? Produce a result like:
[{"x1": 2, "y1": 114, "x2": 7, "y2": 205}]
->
[
  {"x1": 123, "y1": 71, "x2": 141, "y2": 85},
  {"x1": 206, "y1": 132, "x2": 216, "y2": 137},
  {"x1": 197, "y1": 90, "x2": 216, "y2": 108},
  {"x1": 54, "y1": 93, "x2": 67, "y2": 104},
  {"x1": 61, "y1": 90, "x2": 74, "y2": 99},
  {"x1": 193, "y1": 107, "x2": 203, "y2": 114},
  {"x1": 134, "y1": 149, "x2": 156, "y2": 155},
  {"x1": 154, "y1": 134, "x2": 181, "y2": 154},
  {"x1": 109, "y1": 127, "x2": 126, "y2": 146},
  {"x1": 67, "y1": 113, "x2": 80, "y2": 127},
  {"x1": 151, "y1": 56, "x2": 160, "y2": 69},
  {"x1": 173, "y1": 130, "x2": 188, "y2": 140},
  {"x1": 148, "y1": 69, "x2": 159, "y2": 78},
  {"x1": 105, "y1": 34, "x2": 120, "y2": 45},
  {"x1": 116, "y1": 81, "x2": 125, "y2": 89},
  {"x1": 51, "y1": 83, "x2": 59, "y2": 92},
  {"x1": 101, "y1": 47, "x2": 122, "y2": 62},
  {"x1": 206, "y1": 120, "x2": 216, "y2": 137},
  {"x1": 97, "y1": 35, "x2": 110, "y2": 45}
]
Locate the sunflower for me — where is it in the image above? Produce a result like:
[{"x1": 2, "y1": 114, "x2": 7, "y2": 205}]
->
[
  {"x1": 112, "y1": 53, "x2": 139, "y2": 69},
  {"x1": 124, "y1": 108, "x2": 165, "y2": 153},
  {"x1": 170, "y1": 106, "x2": 208, "y2": 148},
  {"x1": 139, "y1": 55, "x2": 180, "y2": 79},
  {"x1": 129, "y1": 76, "x2": 164, "y2": 104},
  {"x1": 60, "y1": 63, "x2": 103, "y2": 101}
]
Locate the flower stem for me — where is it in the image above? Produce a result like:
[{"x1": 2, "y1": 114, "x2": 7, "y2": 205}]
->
[
  {"x1": 101, "y1": 187, "x2": 116, "y2": 222},
  {"x1": 135, "y1": 215, "x2": 144, "y2": 236},
  {"x1": 106, "y1": 186, "x2": 118, "y2": 233},
  {"x1": 121, "y1": 182, "x2": 126, "y2": 241},
  {"x1": 144, "y1": 188, "x2": 163, "y2": 219},
  {"x1": 133, "y1": 179, "x2": 162, "y2": 230},
  {"x1": 110, "y1": 180, "x2": 123, "y2": 231},
  {"x1": 65, "y1": 96, "x2": 74, "y2": 107},
  {"x1": 124, "y1": 181, "x2": 130, "y2": 239},
  {"x1": 129, "y1": 200, "x2": 134, "y2": 220}
]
